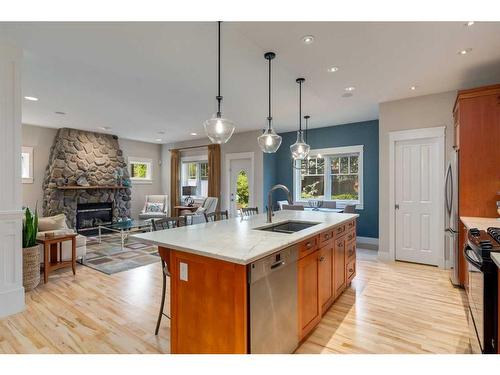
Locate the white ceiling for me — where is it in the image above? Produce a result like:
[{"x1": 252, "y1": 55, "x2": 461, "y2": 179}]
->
[{"x1": 1, "y1": 22, "x2": 500, "y2": 143}]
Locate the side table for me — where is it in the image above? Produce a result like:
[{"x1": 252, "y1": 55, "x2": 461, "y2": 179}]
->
[{"x1": 37, "y1": 233, "x2": 77, "y2": 284}]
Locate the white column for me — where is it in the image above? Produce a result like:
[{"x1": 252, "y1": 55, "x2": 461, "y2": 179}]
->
[{"x1": 0, "y1": 43, "x2": 24, "y2": 318}]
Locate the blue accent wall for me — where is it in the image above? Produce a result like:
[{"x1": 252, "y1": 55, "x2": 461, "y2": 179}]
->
[{"x1": 263, "y1": 120, "x2": 379, "y2": 238}]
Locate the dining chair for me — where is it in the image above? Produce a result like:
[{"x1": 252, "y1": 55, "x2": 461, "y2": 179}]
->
[
  {"x1": 343, "y1": 204, "x2": 356, "y2": 213},
  {"x1": 154, "y1": 247, "x2": 170, "y2": 335},
  {"x1": 204, "y1": 210, "x2": 229, "y2": 222},
  {"x1": 241, "y1": 207, "x2": 259, "y2": 216},
  {"x1": 152, "y1": 216, "x2": 187, "y2": 231},
  {"x1": 282, "y1": 204, "x2": 305, "y2": 211}
]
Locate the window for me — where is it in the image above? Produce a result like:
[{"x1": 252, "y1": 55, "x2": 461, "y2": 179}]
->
[
  {"x1": 181, "y1": 158, "x2": 208, "y2": 198},
  {"x1": 128, "y1": 157, "x2": 153, "y2": 183},
  {"x1": 294, "y1": 145, "x2": 363, "y2": 209},
  {"x1": 21, "y1": 146, "x2": 34, "y2": 184}
]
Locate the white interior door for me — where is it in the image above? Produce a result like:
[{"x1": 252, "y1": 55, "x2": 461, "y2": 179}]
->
[
  {"x1": 229, "y1": 157, "x2": 253, "y2": 217},
  {"x1": 395, "y1": 137, "x2": 440, "y2": 266}
]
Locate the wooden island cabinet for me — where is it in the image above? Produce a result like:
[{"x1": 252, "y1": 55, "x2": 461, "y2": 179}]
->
[{"x1": 159, "y1": 215, "x2": 357, "y2": 353}]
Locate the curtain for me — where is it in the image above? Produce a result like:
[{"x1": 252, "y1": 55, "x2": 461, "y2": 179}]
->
[
  {"x1": 170, "y1": 149, "x2": 180, "y2": 214},
  {"x1": 207, "y1": 144, "x2": 221, "y2": 206}
]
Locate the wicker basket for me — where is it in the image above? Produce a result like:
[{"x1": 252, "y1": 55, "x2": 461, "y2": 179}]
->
[{"x1": 23, "y1": 245, "x2": 40, "y2": 291}]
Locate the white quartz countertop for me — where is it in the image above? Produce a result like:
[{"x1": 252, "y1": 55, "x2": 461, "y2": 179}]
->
[
  {"x1": 131, "y1": 210, "x2": 359, "y2": 265},
  {"x1": 460, "y1": 216, "x2": 500, "y2": 231}
]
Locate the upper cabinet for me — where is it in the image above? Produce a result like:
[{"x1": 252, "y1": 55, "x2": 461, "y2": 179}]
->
[{"x1": 454, "y1": 84, "x2": 500, "y2": 218}]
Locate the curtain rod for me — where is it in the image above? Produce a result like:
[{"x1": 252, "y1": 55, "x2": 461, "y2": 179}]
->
[{"x1": 169, "y1": 144, "x2": 212, "y2": 152}]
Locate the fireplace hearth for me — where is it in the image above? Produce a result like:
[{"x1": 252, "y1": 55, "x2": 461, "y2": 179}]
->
[{"x1": 76, "y1": 202, "x2": 113, "y2": 233}]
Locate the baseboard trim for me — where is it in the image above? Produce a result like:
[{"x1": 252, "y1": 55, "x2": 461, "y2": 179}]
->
[
  {"x1": 0, "y1": 286, "x2": 25, "y2": 318},
  {"x1": 357, "y1": 236, "x2": 379, "y2": 245}
]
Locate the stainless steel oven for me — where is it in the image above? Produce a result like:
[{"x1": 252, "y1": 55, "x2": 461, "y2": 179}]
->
[{"x1": 464, "y1": 246, "x2": 484, "y2": 353}]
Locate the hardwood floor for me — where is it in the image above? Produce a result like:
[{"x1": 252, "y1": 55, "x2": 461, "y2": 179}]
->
[{"x1": 0, "y1": 248, "x2": 470, "y2": 354}]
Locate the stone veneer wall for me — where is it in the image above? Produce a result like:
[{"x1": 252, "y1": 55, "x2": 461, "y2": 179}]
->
[{"x1": 42, "y1": 128, "x2": 132, "y2": 228}]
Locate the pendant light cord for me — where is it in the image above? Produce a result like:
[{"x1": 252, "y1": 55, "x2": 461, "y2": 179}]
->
[
  {"x1": 298, "y1": 80, "x2": 302, "y2": 133},
  {"x1": 216, "y1": 21, "x2": 222, "y2": 117},
  {"x1": 267, "y1": 55, "x2": 272, "y2": 130}
]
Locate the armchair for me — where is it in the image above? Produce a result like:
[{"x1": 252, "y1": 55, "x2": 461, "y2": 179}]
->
[
  {"x1": 188, "y1": 197, "x2": 219, "y2": 225},
  {"x1": 138, "y1": 195, "x2": 169, "y2": 220}
]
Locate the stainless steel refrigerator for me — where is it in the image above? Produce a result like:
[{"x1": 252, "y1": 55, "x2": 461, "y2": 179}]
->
[{"x1": 445, "y1": 149, "x2": 460, "y2": 285}]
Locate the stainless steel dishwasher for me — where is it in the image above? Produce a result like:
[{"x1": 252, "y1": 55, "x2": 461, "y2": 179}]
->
[{"x1": 249, "y1": 244, "x2": 298, "y2": 353}]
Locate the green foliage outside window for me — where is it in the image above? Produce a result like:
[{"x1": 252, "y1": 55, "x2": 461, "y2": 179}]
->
[
  {"x1": 236, "y1": 171, "x2": 249, "y2": 208},
  {"x1": 131, "y1": 163, "x2": 148, "y2": 178}
]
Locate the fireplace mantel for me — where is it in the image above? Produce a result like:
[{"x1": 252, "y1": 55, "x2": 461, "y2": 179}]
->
[{"x1": 57, "y1": 185, "x2": 126, "y2": 190}]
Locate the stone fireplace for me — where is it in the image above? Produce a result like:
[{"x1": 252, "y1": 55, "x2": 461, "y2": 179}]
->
[{"x1": 42, "y1": 128, "x2": 132, "y2": 228}]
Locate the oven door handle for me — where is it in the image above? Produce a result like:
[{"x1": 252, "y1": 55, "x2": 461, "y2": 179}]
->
[{"x1": 464, "y1": 246, "x2": 482, "y2": 269}]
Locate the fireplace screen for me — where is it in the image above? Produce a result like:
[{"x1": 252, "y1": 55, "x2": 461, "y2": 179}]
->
[{"x1": 76, "y1": 202, "x2": 113, "y2": 233}]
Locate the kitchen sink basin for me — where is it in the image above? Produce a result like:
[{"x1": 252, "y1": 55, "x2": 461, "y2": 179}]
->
[{"x1": 255, "y1": 220, "x2": 320, "y2": 234}]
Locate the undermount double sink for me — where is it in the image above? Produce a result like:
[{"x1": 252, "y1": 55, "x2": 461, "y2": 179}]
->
[{"x1": 255, "y1": 220, "x2": 320, "y2": 234}]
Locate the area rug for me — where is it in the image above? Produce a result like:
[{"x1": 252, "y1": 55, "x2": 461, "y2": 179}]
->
[{"x1": 83, "y1": 234, "x2": 159, "y2": 275}]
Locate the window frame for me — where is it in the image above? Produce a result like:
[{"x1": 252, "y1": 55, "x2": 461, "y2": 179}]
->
[
  {"x1": 21, "y1": 146, "x2": 34, "y2": 184},
  {"x1": 180, "y1": 154, "x2": 209, "y2": 199},
  {"x1": 128, "y1": 157, "x2": 153, "y2": 184},
  {"x1": 293, "y1": 145, "x2": 364, "y2": 209}
]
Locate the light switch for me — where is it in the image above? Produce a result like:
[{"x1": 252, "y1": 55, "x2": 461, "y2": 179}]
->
[{"x1": 180, "y1": 262, "x2": 188, "y2": 281}]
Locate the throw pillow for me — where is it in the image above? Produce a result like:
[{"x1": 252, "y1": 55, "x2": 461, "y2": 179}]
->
[
  {"x1": 145, "y1": 202, "x2": 164, "y2": 213},
  {"x1": 38, "y1": 213, "x2": 69, "y2": 232}
]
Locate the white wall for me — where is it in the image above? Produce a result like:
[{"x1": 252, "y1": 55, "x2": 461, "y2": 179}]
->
[
  {"x1": 378, "y1": 91, "x2": 456, "y2": 259},
  {"x1": 162, "y1": 130, "x2": 264, "y2": 214},
  {"x1": 21, "y1": 124, "x2": 163, "y2": 220}
]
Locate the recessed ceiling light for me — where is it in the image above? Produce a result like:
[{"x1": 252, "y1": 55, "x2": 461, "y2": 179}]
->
[
  {"x1": 327, "y1": 67, "x2": 339, "y2": 73},
  {"x1": 410, "y1": 85, "x2": 417, "y2": 91},
  {"x1": 458, "y1": 48, "x2": 472, "y2": 55},
  {"x1": 465, "y1": 21, "x2": 475, "y2": 27},
  {"x1": 341, "y1": 92, "x2": 353, "y2": 98},
  {"x1": 302, "y1": 35, "x2": 315, "y2": 45},
  {"x1": 24, "y1": 96, "x2": 39, "y2": 101},
  {"x1": 155, "y1": 138, "x2": 163, "y2": 142},
  {"x1": 344, "y1": 86, "x2": 355, "y2": 92},
  {"x1": 190, "y1": 132, "x2": 198, "y2": 136},
  {"x1": 54, "y1": 111, "x2": 66, "y2": 115},
  {"x1": 99, "y1": 126, "x2": 111, "y2": 131}
]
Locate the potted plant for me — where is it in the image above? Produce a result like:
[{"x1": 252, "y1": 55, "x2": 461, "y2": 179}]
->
[{"x1": 22, "y1": 204, "x2": 40, "y2": 291}]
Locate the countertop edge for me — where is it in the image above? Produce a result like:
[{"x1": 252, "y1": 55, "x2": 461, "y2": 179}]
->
[{"x1": 131, "y1": 213, "x2": 359, "y2": 265}]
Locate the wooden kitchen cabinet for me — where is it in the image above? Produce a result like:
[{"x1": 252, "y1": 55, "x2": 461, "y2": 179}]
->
[
  {"x1": 454, "y1": 84, "x2": 500, "y2": 286},
  {"x1": 318, "y1": 240, "x2": 334, "y2": 314},
  {"x1": 298, "y1": 248, "x2": 321, "y2": 339}
]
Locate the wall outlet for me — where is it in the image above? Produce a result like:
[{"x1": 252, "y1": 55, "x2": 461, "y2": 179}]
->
[{"x1": 180, "y1": 262, "x2": 188, "y2": 281}]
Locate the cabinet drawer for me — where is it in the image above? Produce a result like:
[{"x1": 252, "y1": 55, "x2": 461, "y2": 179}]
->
[
  {"x1": 346, "y1": 219, "x2": 356, "y2": 232},
  {"x1": 335, "y1": 224, "x2": 346, "y2": 237},
  {"x1": 298, "y1": 236, "x2": 319, "y2": 259},
  {"x1": 346, "y1": 240, "x2": 356, "y2": 261},
  {"x1": 320, "y1": 230, "x2": 334, "y2": 244},
  {"x1": 345, "y1": 229, "x2": 356, "y2": 243},
  {"x1": 346, "y1": 258, "x2": 356, "y2": 281}
]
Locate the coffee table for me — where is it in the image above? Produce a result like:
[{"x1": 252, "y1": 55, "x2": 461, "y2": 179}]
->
[{"x1": 98, "y1": 220, "x2": 153, "y2": 250}]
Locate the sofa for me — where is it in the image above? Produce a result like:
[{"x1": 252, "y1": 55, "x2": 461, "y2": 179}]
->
[
  {"x1": 138, "y1": 195, "x2": 169, "y2": 220},
  {"x1": 36, "y1": 213, "x2": 87, "y2": 263}
]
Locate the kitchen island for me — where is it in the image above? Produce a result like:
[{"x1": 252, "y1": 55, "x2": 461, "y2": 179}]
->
[{"x1": 133, "y1": 210, "x2": 358, "y2": 354}]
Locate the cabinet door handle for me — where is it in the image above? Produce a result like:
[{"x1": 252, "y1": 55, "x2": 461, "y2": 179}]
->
[
  {"x1": 318, "y1": 256, "x2": 325, "y2": 262},
  {"x1": 324, "y1": 234, "x2": 330, "y2": 240},
  {"x1": 306, "y1": 241, "x2": 312, "y2": 248}
]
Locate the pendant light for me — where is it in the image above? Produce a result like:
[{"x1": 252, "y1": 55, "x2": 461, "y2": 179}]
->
[
  {"x1": 204, "y1": 21, "x2": 236, "y2": 144},
  {"x1": 290, "y1": 78, "x2": 310, "y2": 160},
  {"x1": 258, "y1": 52, "x2": 282, "y2": 153}
]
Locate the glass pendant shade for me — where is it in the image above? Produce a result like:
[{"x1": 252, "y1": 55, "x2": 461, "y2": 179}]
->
[
  {"x1": 290, "y1": 130, "x2": 310, "y2": 159},
  {"x1": 204, "y1": 114, "x2": 236, "y2": 144},
  {"x1": 258, "y1": 127, "x2": 282, "y2": 153}
]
